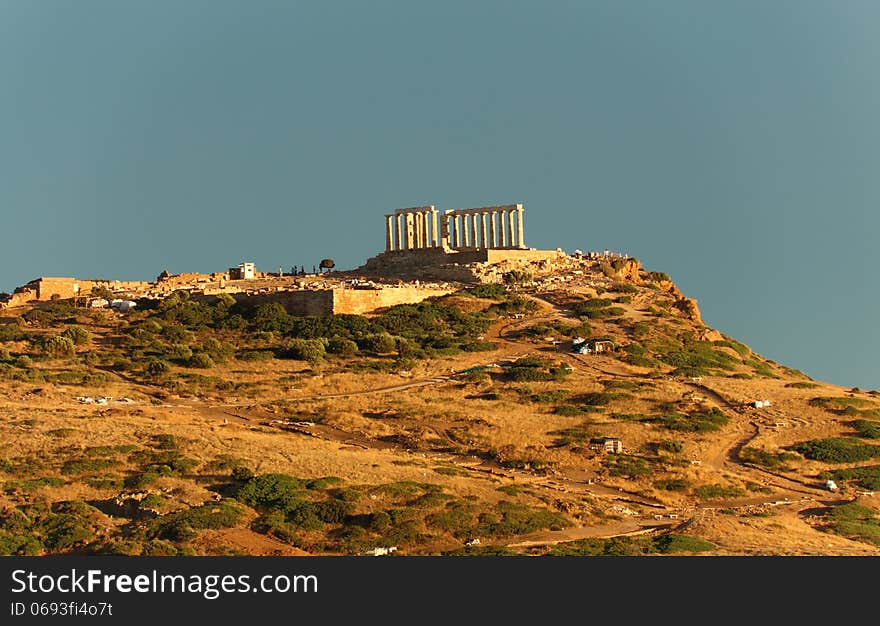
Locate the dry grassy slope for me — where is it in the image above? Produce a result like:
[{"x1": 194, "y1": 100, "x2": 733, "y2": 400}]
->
[{"x1": 1, "y1": 261, "x2": 879, "y2": 556}]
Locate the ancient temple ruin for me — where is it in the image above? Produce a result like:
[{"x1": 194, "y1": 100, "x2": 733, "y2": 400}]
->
[{"x1": 385, "y1": 204, "x2": 526, "y2": 252}]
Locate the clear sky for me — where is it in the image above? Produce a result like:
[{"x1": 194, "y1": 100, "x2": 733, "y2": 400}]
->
[{"x1": 1, "y1": 1, "x2": 877, "y2": 389}]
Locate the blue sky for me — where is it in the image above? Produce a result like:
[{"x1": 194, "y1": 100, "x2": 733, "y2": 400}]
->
[{"x1": 1, "y1": 1, "x2": 877, "y2": 388}]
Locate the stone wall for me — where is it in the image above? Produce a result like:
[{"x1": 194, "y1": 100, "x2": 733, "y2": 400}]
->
[
  {"x1": 332, "y1": 286, "x2": 454, "y2": 314},
  {"x1": 213, "y1": 285, "x2": 454, "y2": 316},
  {"x1": 357, "y1": 248, "x2": 564, "y2": 283}
]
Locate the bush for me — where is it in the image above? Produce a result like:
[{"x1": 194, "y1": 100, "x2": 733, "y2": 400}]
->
[
  {"x1": 286, "y1": 338, "x2": 326, "y2": 363},
  {"x1": 152, "y1": 500, "x2": 244, "y2": 540},
  {"x1": 653, "y1": 478, "x2": 690, "y2": 491},
  {"x1": 653, "y1": 534, "x2": 714, "y2": 553},
  {"x1": 789, "y1": 438, "x2": 880, "y2": 463},
  {"x1": 658, "y1": 440, "x2": 684, "y2": 453},
  {"x1": 13, "y1": 355, "x2": 32, "y2": 369},
  {"x1": 360, "y1": 333, "x2": 397, "y2": 354},
  {"x1": 784, "y1": 381, "x2": 819, "y2": 389},
  {"x1": 740, "y1": 447, "x2": 798, "y2": 469},
  {"x1": 145, "y1": 359, "x2": 171, "y2": 378},
  {"x1": 326, "y1": 336, "x2": 358, "y2": 357},
  {"x1": 603, "y1": 455, "x2": 653, "y2": 478},
  {"x1": 61, "y1": 326, "x2": 91, "y2": 345},
  {"x1": 656, "y1": 408, "x2": 729, "y2": 433},
  {"x1": 502, "y1": 270, "x2": 533, "y2": 284},
  {"x1": 188, "y1": 353, "x2": 215, "y2": 369},
  {"x1": 694, "y1": 484, "x2": 745, "y2": 499},
  {"x1": 822, "y1": 502, "x2": 880, "y2": 547},
  {"x1": 823, "y1": 466, "x2": 880, "y2": 490},
  {"x1": 42, "y1": 335, "x2": 75, "y2": 358},
  {"x1": 612, "y1": 283, "x2": 639, "y2": 294},
  {"x1": 851, "y1": 420, "x2": 880, "y2": 439},
  {"x1": 164, "y1": 344, "x2": 193, "y2": 361},
  {"x1": 236, "y1": 474, "x2": 307, "y2": 510}
]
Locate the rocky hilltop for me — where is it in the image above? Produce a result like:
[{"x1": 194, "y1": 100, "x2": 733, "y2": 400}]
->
[{"x1": 0, "y1": 253, "x2": 878, "y2": 557}]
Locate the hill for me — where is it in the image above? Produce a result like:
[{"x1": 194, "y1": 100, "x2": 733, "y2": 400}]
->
[{"x1": 1, "y1": 257, "x2": 879, "y2": 556}]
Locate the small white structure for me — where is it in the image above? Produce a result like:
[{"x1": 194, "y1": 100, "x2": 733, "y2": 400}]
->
[
  {"x1": 464, "y1": 538, "x2": 481, "y2": 547},
  {"x1": 825, "y1": 480, "x2": 838, "y2": 492},
  {"x1": 228, "y1": 262, "x2": 256, "y2": 280},
  {"x1": 109, "y1": 299, "x2": 137, "y2": 312},
  {"x1": 751, "y1": 400, "x2": 772, "y2": 409},
  {"x1": 89, "y1": 298, "x2": 109, "y2": 309},
  {"x1": 363, "y1": 546, "x2": 398, "y2": 557}
]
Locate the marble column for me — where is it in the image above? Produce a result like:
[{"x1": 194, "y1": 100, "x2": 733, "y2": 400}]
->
[
  {"x1": 489, "y1": 212, "x2": 497, "y2": 247},
  {"x1": 405, "y1": 213, "x2": 414, "y2": 250},
  {"x1": 508, "y1": 210, "x2": 516, "y2": 248},
  {"x1": 480, "y1": 212, "x2": 488, "y2": 248},
  {"x1": 432, "y1": 210, "x2": 439, "y2": 247},
  {"x1": 385, "y1": 215, "x2": 394, "y2": 252},
  {"x1": 517, "y1": 205, "x2": 525, "y2": 248},
  {"x1": 499, "y1": 210, "x2": 507, "y2": 247},
  {"x1": 470, "y1": 214, "x2": 478, "y2": 248},
  {"x1": 396, "y1": 214, "x2": 403, "y2": 251}
]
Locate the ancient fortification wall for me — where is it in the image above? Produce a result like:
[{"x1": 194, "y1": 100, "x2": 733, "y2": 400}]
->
[
  {"x1": 332, "y1": 286, "x2": 454, "y2": 314},
  {"x1": 219, "y1": 286, "x2": 453, "y2": 316},
  {"x1": 358, "y1": 248, "x2": 564, "y2": 282}
]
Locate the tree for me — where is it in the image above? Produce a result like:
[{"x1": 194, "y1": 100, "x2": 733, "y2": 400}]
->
[
  {"x1": 61, "y1": 326, "x2": 91, "y2": 345},
  {"x1": 42, "y1": 335, "x2": 75, "y2": 358},
  {"x1": 286, "y1": 338, "x2": 326, "y2": 363},
  {"x1": 319, "y1": 259, "x2": 335, "y2": 272},
  {"x1": 90, "y1": 285, "x2": 114, "y2": 300}
]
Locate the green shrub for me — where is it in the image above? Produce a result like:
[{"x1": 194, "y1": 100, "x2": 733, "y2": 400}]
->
[
  {"x1": 822, "y1": 502, "x2": 880, "y2": 546},
  {"x1": 164, "y1": 344, "x2": 193, "y2": 361},
  {"x1": 238, "y1": 350, "x2": 274, "y2": 361},
  {"x1": 603, "y1": 455, "x2": 652, "y2": 478},
  {"x1": 502, "y1": 270, "x2": 533, "y2": 284},
  {"x1": 530, "y1": 390, "x2": 570, "y2": 403},
  {"x1": 823, "y1": 466, "x2": 880, "y2": 490},
  {"x1": 789, "y1": 438, "x2": 880, "y2": 463},
  {"x1": 656, "y1": 408, "x2": 728, "y2": 433},
  {"x1": 784, "y1": 381, "x2": 819, "y2": 389},
  {"x1": 42, "y1": 335, "x2": 75, "y2": 358},
  {"x1": 653, "y1": 534, "x2": 714, "y2": 553},
  {"x1": 326, "y1": 337, "x2": 358, "y2": 357},
  {"x1": 851, "y1": 420, "x2": 880, "y2": 439},
  {"x1": 360, "y1": 333, "x2": 397, "y2": 354},
  {"x1": 236, "y1": 474, "x2": 307, "y2": 510},
  {"x1": 465, "y1": 284, "x2": 508, "y2": 300},
  {"x1": 740, "y1": 447, "x2": 798, "y2": 469},
  {"x1": 61, "y1": 326, "x2": 91, "y2": 345},
  {"x1": 658, "y1": 440, "x2": 684, "y2": 453},
  {"x1": 459, "y1": 341, "x2": 498, "y2": 352},
  {"x1": 612, "y1": 283, "x2": 639, "y2": 294},
  {"x1": 13, "y1": 355, "x2": 32, "y2": 369},
  {"x1": 809, "y1": 396, "x2": 878, "y2": 414},
  {"x1": 188, "y1": 353, "x2": 215, "y2": 369},
  {"x1": 152, "y1": 500, "x2": 244, "y2": 540},
  {"x1": 505, "y1": 358, "x2": 571, "y2": 382},
  {"x1": 145, "y1": 359, "x2": 171, "y2": 378},
  {"x1": 694, "y1": 484, "x2": 745, "y2": 499},
  {"x1": 653, "y1": 478, "x2": 690, "y2": 491}
]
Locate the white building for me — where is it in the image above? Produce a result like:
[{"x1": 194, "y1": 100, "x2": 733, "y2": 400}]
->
[{"x1": 229, "y1": 262, "x2": 256, "y2": 280}]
